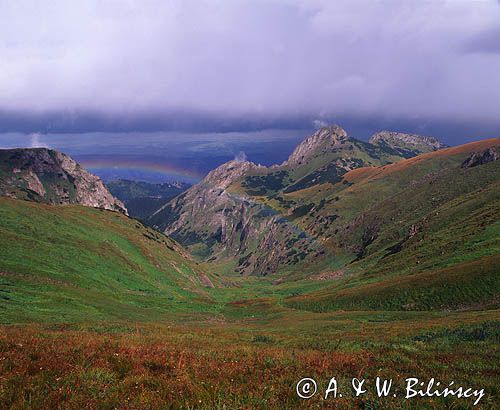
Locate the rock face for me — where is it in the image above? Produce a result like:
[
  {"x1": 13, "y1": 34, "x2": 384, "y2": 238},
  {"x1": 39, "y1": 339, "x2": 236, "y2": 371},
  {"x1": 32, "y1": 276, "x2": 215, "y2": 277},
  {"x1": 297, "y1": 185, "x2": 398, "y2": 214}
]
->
[
  {"x1": 0, "y1": 148, "x2": 127, "y2": 214},
  {"x1": 462, "y1": 147, "x2": 499, "y2": 168},
  {"x1": 369, "y1": 131, "x2": 446, "y2": 157},
  {"x1": 202, "y1": 160, "x2": 264, "y2": 190}
]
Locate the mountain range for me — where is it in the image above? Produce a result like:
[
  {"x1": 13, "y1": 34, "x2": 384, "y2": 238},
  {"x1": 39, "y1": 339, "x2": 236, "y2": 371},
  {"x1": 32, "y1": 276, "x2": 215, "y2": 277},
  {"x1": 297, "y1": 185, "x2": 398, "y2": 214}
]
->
[
  {"x1": 148, "y1": 126, "x2": 467, "y2": 277},
  {"x1": 0, "y1": 127, "x2": 498, "y2": 320}
]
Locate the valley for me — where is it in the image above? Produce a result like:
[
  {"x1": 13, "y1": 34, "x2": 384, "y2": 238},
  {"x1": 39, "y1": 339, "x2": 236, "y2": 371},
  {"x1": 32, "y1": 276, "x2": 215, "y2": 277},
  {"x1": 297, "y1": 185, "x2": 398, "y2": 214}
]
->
[{"x1": 107, "y1": 179, "x2": 191, "y2": 222}]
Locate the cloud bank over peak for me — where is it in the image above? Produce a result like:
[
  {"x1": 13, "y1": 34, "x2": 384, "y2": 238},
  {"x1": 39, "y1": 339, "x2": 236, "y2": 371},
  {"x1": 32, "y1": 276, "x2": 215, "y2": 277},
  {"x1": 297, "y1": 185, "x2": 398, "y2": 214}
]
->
[{"x1": 1, "y1": 0, "x2": 499, "y2": 126}]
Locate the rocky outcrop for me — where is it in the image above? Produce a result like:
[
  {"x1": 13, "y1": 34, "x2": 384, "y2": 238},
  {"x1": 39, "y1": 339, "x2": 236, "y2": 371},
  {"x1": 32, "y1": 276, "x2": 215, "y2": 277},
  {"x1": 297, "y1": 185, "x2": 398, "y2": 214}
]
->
[
  {"x1": 285, "y1": 125, "x2": 349, "y2": 166},
  {"x1": 369, "y1": 131, "x2": 446, "y2": 157},
  {"x1": 461, "y1": 147, "x2": 499, "y2": 168},
  {"x1": 202, "y1": 160, "x2": 264, "y2": 190},
  {"x1": 0, "y1": 148, "x2": 127, "y2": 214}
]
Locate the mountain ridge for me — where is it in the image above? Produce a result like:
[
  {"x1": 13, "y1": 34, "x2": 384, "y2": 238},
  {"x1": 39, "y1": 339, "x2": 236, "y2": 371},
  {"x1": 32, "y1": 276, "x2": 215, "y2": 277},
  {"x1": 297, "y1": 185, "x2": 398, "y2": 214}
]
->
[
  {"x1": 284, "y1": 125, "x2": 350, "y2": 166},
  {"x1": 369, "y1": 130, "x2": 447, "y2": 156}
]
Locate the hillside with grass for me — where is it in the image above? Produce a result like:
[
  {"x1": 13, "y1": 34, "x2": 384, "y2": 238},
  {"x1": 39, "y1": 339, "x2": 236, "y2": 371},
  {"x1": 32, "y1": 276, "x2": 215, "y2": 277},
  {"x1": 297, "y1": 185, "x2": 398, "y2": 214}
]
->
[
  {"x1": 2, "y1": 137, "x2": 498, "y2": 322},
  {"x1": 277, "y1": 140, "x2": 500, "y2": 311},
  {"x1": 0, "y1": 197, "x2": 216, "y2": 323}
]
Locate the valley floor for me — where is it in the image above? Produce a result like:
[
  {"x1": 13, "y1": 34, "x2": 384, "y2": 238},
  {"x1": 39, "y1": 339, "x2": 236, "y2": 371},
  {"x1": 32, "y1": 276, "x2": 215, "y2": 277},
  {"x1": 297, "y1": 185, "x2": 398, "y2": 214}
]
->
[{"x1": 1, "y1": 308, "x2": 498, "y2": 409}]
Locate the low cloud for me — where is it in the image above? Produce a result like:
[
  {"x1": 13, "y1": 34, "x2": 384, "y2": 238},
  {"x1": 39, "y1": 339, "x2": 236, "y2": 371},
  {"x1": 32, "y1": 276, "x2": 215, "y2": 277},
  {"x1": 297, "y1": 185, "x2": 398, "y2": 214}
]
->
[
  {"x1": 313, "y1": 120, "x2": 328, "y2": 129},
  {"x1": 233, "y1": 151, "x2": 248, "y2": 163},
  {"x1": 29, "y1": 133, "x2": 49, "y2": 148}
]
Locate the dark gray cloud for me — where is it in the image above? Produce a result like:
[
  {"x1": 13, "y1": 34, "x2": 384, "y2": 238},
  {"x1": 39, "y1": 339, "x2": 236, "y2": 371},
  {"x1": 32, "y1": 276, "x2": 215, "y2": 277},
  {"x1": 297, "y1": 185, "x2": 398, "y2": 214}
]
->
[
  {"x1": 463, "y1": 26, "x2": 500, "y2": 54},
  {"x1": 1, "y1": 0, "x2": 499, "y2": 127}
]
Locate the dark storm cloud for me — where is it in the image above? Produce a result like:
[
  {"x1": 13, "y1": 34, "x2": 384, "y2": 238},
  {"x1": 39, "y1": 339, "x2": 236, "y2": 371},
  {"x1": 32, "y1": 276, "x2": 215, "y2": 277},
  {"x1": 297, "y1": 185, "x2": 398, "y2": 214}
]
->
[
  {"x1": 1, "y1": 0, "x2": 500, "y2": 130},
  {"x1": 462, "y1": 26, "x2": 500, "y2": 54}
]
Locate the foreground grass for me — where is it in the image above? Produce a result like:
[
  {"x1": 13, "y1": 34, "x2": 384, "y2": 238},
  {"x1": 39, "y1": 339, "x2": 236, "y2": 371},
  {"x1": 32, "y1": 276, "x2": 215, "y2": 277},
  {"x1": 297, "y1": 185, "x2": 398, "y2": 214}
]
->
[{"x1": 1, "y1": 311, "x2": 498, "y2": 409}]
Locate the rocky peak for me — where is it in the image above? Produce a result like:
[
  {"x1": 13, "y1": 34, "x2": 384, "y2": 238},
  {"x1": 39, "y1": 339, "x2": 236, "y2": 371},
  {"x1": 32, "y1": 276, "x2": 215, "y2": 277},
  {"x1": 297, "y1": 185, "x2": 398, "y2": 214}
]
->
[
  {"x1": 0, "y1": 148, "x2": 127, "y2": 214},
  {"x1": 285, "y1": 125, "x2": 349, "y2": 166},
  {"x1": 369, "y1": 131, "x2": 446, "y2": 153},
  {"x1": 202, "y1": 160, "x2": 263, "y2": 190}
]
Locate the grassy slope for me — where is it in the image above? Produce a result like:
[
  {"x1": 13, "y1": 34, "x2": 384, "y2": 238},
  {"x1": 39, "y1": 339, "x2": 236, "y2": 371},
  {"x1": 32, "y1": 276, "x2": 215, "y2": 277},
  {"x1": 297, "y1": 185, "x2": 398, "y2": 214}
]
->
[
  {"x1": 0, "y1": 197, "x2": 498, "y2": 408},
  {"x1": 0, "y1": 197, "x2": 216, "y2": 323},
  {"x1": 2, "y1": 140, "x2": 498, "y2": 320},
  {"x1": 282, "y1": 140, "x2": 500, "y2": 311}
]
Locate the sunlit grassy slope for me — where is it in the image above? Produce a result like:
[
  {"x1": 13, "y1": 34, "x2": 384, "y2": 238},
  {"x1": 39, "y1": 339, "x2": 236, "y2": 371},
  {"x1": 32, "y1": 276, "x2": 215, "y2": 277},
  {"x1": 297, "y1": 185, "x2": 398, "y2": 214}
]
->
[{"x1": 0, "y1": 197, "x2": 217, "y2": 323}]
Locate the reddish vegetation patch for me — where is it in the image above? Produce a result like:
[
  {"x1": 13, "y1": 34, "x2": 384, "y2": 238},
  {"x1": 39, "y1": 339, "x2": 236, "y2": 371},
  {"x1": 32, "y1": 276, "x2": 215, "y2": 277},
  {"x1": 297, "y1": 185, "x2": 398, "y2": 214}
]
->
[
  {"x1": 0, "y1": 322, "x2": 498, "y2": 409},
  {"x1": 0, "y1": 325, "x2": 372, "y2": 409},
  {"x1": 343, "y1": 166, "x2": 379, "y2": 183}
]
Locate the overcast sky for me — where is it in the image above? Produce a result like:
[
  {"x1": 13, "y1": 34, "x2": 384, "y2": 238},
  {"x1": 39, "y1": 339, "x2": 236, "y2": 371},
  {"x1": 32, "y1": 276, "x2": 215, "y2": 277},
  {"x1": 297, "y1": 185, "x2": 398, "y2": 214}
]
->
[{"x1": 1, "y1": 0, "x2": 499, "y2": 137}]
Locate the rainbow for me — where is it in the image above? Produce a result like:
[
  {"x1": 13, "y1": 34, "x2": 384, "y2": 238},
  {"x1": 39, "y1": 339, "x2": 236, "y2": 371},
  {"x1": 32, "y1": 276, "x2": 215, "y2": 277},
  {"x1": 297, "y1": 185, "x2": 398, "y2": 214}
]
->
[{"x1": 76, "y1": 156, "x2": 202, "y2": 180}]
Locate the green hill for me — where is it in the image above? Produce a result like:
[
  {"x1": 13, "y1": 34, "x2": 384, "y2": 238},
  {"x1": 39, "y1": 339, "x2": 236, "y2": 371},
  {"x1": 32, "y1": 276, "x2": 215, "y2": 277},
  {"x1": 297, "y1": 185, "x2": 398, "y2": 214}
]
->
[
  {"x1": 0, "y1": 141, "x2": 498, "y2": 409},
  {"x1": 2, "y1": 137, "x2": 497, "y2": 324},
  {"x1": 0, "y1": 197, "x2": 215, "y2": 323},
  {"x1": 283, "y1": 140, "x2": 500, "y2": 311}
]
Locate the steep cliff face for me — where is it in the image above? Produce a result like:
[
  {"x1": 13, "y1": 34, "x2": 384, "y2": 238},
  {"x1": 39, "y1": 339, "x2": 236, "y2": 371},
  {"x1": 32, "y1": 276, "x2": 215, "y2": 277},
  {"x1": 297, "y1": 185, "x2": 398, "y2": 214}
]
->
[
  {"x1": 149, "y1": 125, "x2": 449, "y2": 276},
  {"x1": 0, "y1": 148, "x2": 127, "y2": 214}
]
